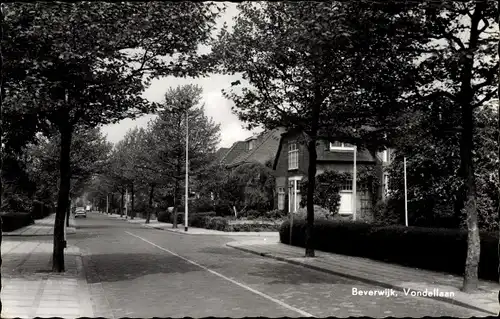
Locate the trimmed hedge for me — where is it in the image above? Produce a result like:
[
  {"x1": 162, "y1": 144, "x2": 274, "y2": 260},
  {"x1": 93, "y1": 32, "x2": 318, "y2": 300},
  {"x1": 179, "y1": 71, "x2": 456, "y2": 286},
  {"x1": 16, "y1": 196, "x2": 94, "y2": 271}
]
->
[
  {"x1": 1, "y1": 212, "x2": 34, "y2": 232},
  {"x1": 280, "y1": 219, "x2": 499, "y2": 281},
  {"x1": 229, "y1": 222, "x2": 280, "y2": 232},
  {"x1": 31, "y1": 202, "x2": 53, "y2": 220}
]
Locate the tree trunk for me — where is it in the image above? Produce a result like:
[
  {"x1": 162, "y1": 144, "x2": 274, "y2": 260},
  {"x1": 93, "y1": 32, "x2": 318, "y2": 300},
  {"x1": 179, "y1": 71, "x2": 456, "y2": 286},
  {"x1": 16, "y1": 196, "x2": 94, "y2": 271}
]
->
[
  {"x1": 146, "y1": 183, "x2": 155, "y2": 224},
  {"x1": 459, "y1": 1, "x2": 484, "y2": 292},
  {"x1": 110, "y1": 193, "x2": 114, "y2": 214},
  {"x1": 461, "y1": 107, "x2": 480, "y2": 292},
  {"x1": 120, "y1": 190, "x2": 124, "y2": 216},
  {"x1": 53, "y1": 122, "x2": 73, "y2": 272},
  {"x1": 305, "y1": 104, "x2": 320, "y2": 258},
  {"x1": 130, "y1": 183, "x2": 134, "y2": 220},
  {"x1": 173, "y1": 180, "x2": 179, "y2": 228},
  {"x1": 65, "y1": 200, "x2": 70, "y2": 227}
]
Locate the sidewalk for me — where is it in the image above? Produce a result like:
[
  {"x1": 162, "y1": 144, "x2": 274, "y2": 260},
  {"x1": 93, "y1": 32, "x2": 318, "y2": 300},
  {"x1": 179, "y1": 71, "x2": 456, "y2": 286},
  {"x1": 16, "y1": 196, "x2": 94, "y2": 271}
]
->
[
  {"x1": 1, "y1": 238, "x2": 94, "y2": 318},
  {"x1": 107, "y1": 212, "x2": 279, "y2": 237},
  {"x1": 226, "y1": 239, "x2": 499, "y2": 316},
  {"x1": 3, "y1": 213, "x2": 76, "y2": 236}
]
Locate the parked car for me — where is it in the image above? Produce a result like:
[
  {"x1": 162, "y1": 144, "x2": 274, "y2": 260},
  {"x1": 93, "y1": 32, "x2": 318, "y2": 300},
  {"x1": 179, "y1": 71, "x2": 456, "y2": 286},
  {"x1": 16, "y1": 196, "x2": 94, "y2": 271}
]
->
[{"x1": 75, "y1": 206, "x2": 87, "y2": 218}]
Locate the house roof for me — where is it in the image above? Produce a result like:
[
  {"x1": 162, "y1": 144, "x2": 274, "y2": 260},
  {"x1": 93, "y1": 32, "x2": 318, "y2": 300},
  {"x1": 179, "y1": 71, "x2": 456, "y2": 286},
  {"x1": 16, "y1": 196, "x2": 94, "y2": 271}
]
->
[
  {"x1": 272, "y1": 129, "x2": 377, "y2": 170},
  {"x1": 219, "y1": 141, "x2": 247, "y2": 165},
  {"x1": 225, "y1": 128, "x2": 285, "y2": 168},
  {"x1": 214, "y1": 147, "x2": 229, "y2": 163}
]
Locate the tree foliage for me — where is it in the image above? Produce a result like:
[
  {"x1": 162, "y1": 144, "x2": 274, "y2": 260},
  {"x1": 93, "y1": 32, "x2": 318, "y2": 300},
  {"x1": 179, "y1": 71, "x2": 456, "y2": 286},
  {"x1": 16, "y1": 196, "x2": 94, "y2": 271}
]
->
[
  {"x1": 3, "y1": 2, "x2": 221, "y2": 271},
  {"x1": 211, "y1": 2, "x2": 413, "y2": 256},
  {"x1": 208, "y1": 162, "x2": 275, "y2": 217}
]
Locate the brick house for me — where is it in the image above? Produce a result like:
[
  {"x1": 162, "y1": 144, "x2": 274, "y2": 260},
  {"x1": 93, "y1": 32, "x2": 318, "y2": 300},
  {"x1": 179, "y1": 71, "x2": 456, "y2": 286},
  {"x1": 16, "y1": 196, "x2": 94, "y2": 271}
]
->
[{"x1": 272, "y1": 129, "x2": 392, "y2": 220}]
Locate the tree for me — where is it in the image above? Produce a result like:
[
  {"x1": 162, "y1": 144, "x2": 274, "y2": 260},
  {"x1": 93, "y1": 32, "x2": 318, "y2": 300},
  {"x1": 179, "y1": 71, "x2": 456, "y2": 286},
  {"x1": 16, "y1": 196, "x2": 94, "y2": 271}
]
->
[
  {"x1": 25, "y1": 127, "x2": 112, "y2": 226},
  {"x1": 211, "y1": 2, "x2": 412, "y2": 257},
  {"x1": 147, "y1": 85, "x2": 220, "y2": 228},
  {"x1": 3, "y1": 2, "x2": 221, "y2": 272},
  {"x1": 211, "y1": 162, "x2": 275, "y2": 217},
  {"x1": 386, "y1": 1, "x2": 497, "y2": 291}
]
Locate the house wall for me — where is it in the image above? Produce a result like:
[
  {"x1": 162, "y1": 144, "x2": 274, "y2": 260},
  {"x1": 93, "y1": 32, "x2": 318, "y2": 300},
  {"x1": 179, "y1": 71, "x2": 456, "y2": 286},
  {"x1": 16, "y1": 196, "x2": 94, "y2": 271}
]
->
[{"x1": 274, "y1": 132, "x2": 377, "y2": 220}]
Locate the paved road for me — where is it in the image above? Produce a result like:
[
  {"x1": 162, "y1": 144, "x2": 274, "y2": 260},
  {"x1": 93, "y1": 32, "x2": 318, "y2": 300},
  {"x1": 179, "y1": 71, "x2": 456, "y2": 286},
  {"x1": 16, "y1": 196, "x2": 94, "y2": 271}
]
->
[{"x1": 70, "y1": 212, "x2": 485, "y2": 318}]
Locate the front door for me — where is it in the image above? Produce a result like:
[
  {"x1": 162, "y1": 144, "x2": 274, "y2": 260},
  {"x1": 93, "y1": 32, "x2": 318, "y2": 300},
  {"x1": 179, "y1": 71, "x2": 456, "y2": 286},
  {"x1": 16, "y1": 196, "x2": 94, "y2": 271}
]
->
[{"x1": 338, "y1": 191, "x2": 353, "y2": 215}]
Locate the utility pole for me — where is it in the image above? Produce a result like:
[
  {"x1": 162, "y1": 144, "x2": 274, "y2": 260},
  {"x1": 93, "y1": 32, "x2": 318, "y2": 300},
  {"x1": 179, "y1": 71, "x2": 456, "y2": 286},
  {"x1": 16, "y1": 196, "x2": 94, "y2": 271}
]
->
[
  {"x1": 352, "y1": 146, "x2": 357, "y2": 221},
  {"x1": 185, "y1": 107, "x2": 189, "y2": 232},
  {"x1": 404, "y1": 157, "x2": 408, "y2": 227}
]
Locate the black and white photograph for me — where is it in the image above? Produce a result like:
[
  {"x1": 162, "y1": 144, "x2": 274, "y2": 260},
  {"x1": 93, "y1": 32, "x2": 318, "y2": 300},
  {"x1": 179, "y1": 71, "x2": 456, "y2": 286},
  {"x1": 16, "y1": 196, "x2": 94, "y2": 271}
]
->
[{"x1": 0, "y1": 1, "x2": 499, "y2": 318}]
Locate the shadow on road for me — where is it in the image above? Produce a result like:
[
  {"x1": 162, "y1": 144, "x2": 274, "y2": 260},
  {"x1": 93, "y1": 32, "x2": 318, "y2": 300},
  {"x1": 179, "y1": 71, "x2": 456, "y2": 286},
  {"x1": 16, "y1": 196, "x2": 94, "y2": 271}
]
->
[{"x1": 83, "y1": 253, "x2": 203, "y2": 283}]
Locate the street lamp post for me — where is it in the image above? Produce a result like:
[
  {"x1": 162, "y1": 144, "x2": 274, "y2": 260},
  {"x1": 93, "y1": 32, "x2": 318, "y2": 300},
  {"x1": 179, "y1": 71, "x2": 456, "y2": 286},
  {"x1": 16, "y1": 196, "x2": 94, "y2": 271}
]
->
[
  {"x1": 185, "y1": 107, "x2": 189, "y2": 232},
  {"x1": 352, "y1": 145, "x2": 357, "y2": 221},
  {"x1": 404, "y1": 157, "x2": 408, "y2": 227}
]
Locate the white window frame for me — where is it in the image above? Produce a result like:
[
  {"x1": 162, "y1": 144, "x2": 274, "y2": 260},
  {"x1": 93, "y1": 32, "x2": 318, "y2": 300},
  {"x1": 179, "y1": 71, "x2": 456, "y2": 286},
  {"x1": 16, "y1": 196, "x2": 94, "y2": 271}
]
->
[
  {"x1": 277, "y1": 187, "x2": 285, "y2": 210},
  {"x1": 288, "y1": 142, "x2": 299, "y2": 170},
  {"x1": 329, "y1": 142, "x2": 355, "y2": 151},
  {"x1": 288, "y1": 176, "x2": 302, "y2": 213}
]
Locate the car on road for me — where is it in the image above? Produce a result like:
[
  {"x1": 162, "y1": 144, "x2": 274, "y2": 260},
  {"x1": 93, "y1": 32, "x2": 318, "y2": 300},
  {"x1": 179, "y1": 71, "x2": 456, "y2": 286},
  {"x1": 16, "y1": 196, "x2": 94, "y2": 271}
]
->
[{"x1": 75, "y1": 206, "x2": 87, "y2": 218}]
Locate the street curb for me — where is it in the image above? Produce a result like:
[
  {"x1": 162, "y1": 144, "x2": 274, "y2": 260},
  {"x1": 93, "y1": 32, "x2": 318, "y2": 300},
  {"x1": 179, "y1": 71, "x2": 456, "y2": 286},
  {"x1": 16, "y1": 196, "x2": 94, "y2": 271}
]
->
[
  {"x1": 142, "y1": 223, "x2": 279, "y2": 237},
  {"x1": 226, "y1": 242, "x2": 496, "y2": 316},
  {"x1": 3, "y1": 229, "x2": 77, "y2": 237},
  {"x1": 108, "y1": 213, "x2": 279, "y2": 237},
  {"x1": 75, "y1": 249, "x2": 95, "y2": 318}
]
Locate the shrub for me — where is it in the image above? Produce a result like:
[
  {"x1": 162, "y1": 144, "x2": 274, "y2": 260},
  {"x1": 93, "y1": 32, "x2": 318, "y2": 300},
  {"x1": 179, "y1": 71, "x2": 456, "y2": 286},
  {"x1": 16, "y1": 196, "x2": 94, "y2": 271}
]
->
[
  {"x1": 1, "y1": 212, "x2": 34, "y2": 232},
  {"x1": 31, "y1": 201, "x2": 53, "y2": 220},
  {"x1": 191, "y1": 197, "x2": 214, "y2": 213},
  {"x1": 372, "y1": 200, "x2": 400, "y2": 226},
  {"x1": 294, "y1": 205, "x2": 332, "y2": 220},
  {"x1": 243, "y1": 209, "x2": 263, "y2": 219},
  {"x1": 157, "y1": 210, "x2": 182, "y2": 224},
  {"x1": 266, "y1": 209, "x2": 286, "y2": 220},
  {"x1": 188, "y1": 212, "x2": 216, "y2": 228},
  {"x1": 279, "y1": 219, "x2": 500, "y2": 281},
  {"x1": 204, "y1": 216, "x2": 229, "y2": 231},
  {"x1": 214, "y1": 203, "x2": 233, "y2": 217},
  {"x1": 229, "y1": 222, "x2": 280, "y2": 232}
]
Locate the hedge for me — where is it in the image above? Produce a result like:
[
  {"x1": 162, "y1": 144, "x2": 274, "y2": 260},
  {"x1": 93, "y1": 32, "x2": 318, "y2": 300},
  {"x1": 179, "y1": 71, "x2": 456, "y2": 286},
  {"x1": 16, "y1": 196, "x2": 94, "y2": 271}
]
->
[
  {"x1": 280, "y1": 219, "x2": 499, "y2": 281},
  {"x1": 31, "y1": 202, "x2": 53, "y2": 220},
  {"x1": 1, "y1": 212, "x2": 34, "y2": 232}
]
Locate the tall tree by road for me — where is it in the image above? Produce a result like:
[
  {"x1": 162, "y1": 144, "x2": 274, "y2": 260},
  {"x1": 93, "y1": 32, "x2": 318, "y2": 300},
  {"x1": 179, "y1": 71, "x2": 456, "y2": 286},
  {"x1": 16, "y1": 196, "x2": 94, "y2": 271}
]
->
[
  {"x1": 3, "y1": 2, "x2": 221, "y2": 272},
  {"x1": 211, "y1": 2, "x2": 412, "y2": 257},
  {"x1": 384, "y1": 1, "x2": 498, "y2": 292},
  {"x1": 147, "y1": 85, "x2": 220, "y2": 228}
]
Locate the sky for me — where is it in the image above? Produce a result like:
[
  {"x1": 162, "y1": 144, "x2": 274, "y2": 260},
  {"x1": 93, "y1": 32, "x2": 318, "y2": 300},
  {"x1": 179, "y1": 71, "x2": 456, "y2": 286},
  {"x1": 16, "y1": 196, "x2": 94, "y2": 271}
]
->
[{"x1": 100, "y1": 3, "x2": 256, "y2": 149}]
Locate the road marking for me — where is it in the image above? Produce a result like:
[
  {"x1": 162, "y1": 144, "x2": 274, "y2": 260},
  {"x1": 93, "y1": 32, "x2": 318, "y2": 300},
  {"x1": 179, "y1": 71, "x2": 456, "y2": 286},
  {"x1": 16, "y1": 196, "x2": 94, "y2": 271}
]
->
[{"x1": 125, "y1": 231, "x2": 313, "y2": 317}]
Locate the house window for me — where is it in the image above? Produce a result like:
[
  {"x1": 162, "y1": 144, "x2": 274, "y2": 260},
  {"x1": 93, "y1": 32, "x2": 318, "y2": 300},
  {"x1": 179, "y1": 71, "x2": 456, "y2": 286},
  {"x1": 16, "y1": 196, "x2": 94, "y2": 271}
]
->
[
  {"x1": 340, "y1": 177, "x2": 353, "y2": 191},
  {"x1": 330, "y1": 141, "x2": 355, "y2": 151},
  {"x1": 248, "y1": 140, "x2": 254, "y2": 150},
  {"x1": 288, "y1": 143, "x2": 299, "y2": 170},
  {"x1": 278, "y1": 187, "x2": 285, "y2": 210},
  {"x1": 288, "y1": 178, "x2": 302, "y2": 213}
]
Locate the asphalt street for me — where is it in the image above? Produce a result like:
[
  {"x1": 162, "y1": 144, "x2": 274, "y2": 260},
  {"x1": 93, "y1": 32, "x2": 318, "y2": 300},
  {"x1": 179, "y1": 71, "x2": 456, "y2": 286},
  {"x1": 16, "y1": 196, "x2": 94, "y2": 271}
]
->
[{"x1": 69, "y1": 212, "x2": 485, "y2": 318}]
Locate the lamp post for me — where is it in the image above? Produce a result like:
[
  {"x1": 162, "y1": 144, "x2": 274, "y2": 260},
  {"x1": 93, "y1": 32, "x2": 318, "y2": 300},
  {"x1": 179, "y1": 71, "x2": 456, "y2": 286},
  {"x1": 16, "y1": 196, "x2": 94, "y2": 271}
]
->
[
  {"x1": 185, "y1": 107, "x2": 189, "y2": 232},
  {"x1": 404, "y1": 157, "x2": 408, "y2": 227},
  {"x1": 352, "y1": 145, "x2": 357, "y2": 221}
]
